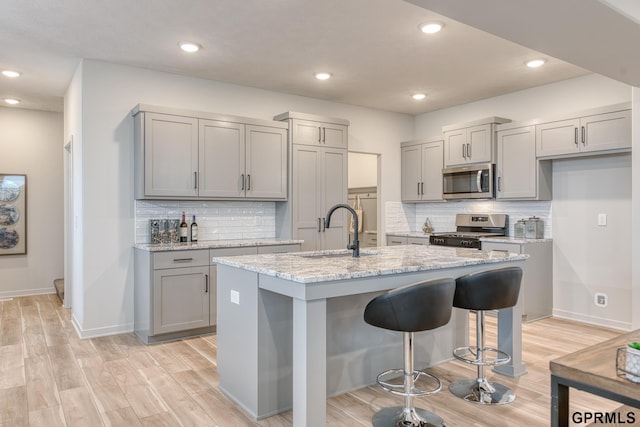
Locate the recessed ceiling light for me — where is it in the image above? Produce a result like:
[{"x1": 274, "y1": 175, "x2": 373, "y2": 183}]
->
[
  {"x1": 412, "y1": 93, "x2": 427, "y2": 100},
  {"x1": 4, "y1": 98, "x2": 21, "y2": 105},
  {"x1": 315, "y1": 72, "x2": 332, "y2": 80},
  {"x1": 178, "y1": 42, "x2": 201, "y2": 53},
  {"x1": 419, "y1": 21, "x2": 444, "y2": 34},
  {"x1": 526, "y1": 59, "x2": 546, "y2": 68},
  {"x1": 2, "y1": 70, "x2": 21, "y2": 78}
]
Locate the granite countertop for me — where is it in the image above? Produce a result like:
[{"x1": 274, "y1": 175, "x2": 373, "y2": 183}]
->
[
  {"x1": 134, "y1": 239, "x2": 303, "y2": 252},
  {"x1": 480, "y1": 236, "x2": 553, "y2": 244},
  {"x1": 213, "y1": 244, "x2": 528, "y2": 284}
]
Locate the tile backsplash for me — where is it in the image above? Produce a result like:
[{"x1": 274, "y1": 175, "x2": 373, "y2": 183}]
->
[
  {"x1": 135, "y1": 200, "x2": 276, "y2": 244},
  {"x1": 386, "y1": 200, "x2": 552, "y2": 238}
]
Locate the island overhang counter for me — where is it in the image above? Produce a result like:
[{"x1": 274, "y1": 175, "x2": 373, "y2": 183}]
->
[{"x1": 213, "y1": 245, "x2": 528, "y2": 427}]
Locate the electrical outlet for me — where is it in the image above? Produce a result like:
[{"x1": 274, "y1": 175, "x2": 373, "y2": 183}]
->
[
  {"x1": 230, "y1": 290, "x2": 240, "y2": 305},
  {"x1": 594, "y1": 292, "x2": 607, "y2": 307},
  {"x1": 598, "y1": 213, "x2": 607, "y2": 226}
]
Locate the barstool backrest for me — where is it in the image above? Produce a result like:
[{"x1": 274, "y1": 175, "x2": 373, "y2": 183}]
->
[
  {"x1": 363, "y1": 278, "x2": 455, "y2": 332},
  {"x1": 453, "y1": 267, "x2": 522, "y2": 311}
]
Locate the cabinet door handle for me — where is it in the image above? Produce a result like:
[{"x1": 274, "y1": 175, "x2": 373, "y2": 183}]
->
[
  {"x1": 498, "y1": 176, "x2": 502, "y2": 191},
  {"x1": 322, "y1": 217, "x2": 326, "y2": 232},
  {"x1": 205, "y1": 274, "x2": 209, "y2": 293},
  {"x1": 173, "y1": 258, "x2": 194, "y2": 263},
  {"x1": 421, "y1": 182, "x2": 424, "y2": 195},
  {"x1": 417, "y1": 182, "x2": 420, "y2": 196},
  {"x1": 574, "y1": 127, "x2": 578, "y2": 145},
  {"x1": 247, "y1": 174, "x2": 251, "y2": 191},
  {"x1": 194, "y1": 172, "x2": 198, "y2": 189},
  {"x1": 462, "y1": 144, "x2": 466, "y2": 158},
  {"x1": 467, "y1": 143, "x2": 471, "y2": 158},
  {"x1": 318, "y1": 127, "x2": 322, "y2": 142},
  {"x1": 318, "y1": 217, "x2": 321, "y2": 232},
  {"x1": 322, "y1": 127, "x2": 326, "y2": 143},
  {"x1": 581, "y1": 125, "x2": 586, "y2": 145},
  {"x1": 241, "y1": 174, "x2": 245, "y2": 190}
]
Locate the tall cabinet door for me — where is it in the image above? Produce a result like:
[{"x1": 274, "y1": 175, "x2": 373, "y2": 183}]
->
[
  {"x1": 421, "y1": 141, "x2": 444, "y2": 201},
  {"x1": 497, "y1": 126, "x2": 537, "y2": 199},
  {"x1": 321, "y1": 148, "x2": 348, "y2": 250},
  {"x1": 245, "y1": 125, "x2": 287, "y2": 199},
  {"x1": 401, "y1": 145, "x2": 422, "y2": 202},
  {"x1": 199, "y1": 120, "x2": 245, "y2": 198},
  {"x1": 144, "y1": 113, "x2": 199, "y2": 197},
  {"x1": 153, "y1": 266, "x2": 210, "y2": 335},
  {"x1": 292, "y1": 145, "x2": 322, "y2": 252}
]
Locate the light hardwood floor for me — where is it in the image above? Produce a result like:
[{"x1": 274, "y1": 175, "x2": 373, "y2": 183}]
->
[{"x1": 0, "y1": 294, "x2": 629, "y2": 426}]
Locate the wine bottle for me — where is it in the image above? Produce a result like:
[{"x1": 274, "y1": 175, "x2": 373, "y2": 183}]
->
[
  {"x1": 179, "y1": 211, "x2": 188, "y2": 242},
  {"x1": 191, "y1": 215, "x2": 198, "y2": 243}
]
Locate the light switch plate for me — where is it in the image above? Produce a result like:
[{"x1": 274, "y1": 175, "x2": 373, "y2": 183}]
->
[{"x1": 598, "y1": 213, "x2": 607, "y2": 226}]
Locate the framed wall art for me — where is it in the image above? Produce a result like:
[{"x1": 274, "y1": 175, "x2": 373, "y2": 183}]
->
[{"x1": 0, "y1": 174, "x2": 27, "y2": 255}]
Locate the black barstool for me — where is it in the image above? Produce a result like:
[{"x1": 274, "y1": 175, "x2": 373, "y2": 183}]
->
[
  {"x1": 364, "y1": 278, "x2": 455, "y2": 427},
  {"x1": 449, "y1": 267, "x2": 522, "y2": 405}
]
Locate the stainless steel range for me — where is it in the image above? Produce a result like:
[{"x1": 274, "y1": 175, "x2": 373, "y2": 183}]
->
[{"x1": 429, "y1": 213, "x2": 508, "y2": 249}]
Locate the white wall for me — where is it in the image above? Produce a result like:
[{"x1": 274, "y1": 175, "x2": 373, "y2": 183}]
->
[
  {"x1": 67, "y1": 59, "x2": 413, "y2": 337},
  {"x1": 348, "y1": 152, "x2": 378, "y2": 189},
  {"x1": 0, "y1": 107, "x2": 63, "y2": 297},
  {"x1": 413, "y1": 73, "x2": 633, "y2": 329}
]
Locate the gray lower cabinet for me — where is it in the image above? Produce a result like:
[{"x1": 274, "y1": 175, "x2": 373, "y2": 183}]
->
[
  {"x1": 482, "y1": 240, "x2": 552, "y2": 322},
  {"x1": 135, "y1": 243, "x2": 301, "y2": 344},
  {"x1": 386, "y1": 235, "x2": 408, "y2": 245}
]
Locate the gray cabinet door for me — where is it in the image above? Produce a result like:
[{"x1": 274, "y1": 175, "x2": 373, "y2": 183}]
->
[
  {"x1": 144, "y1": 113, "x2": 199, "y2": 197},
  {"x1": 291, "y1": 119, "x2": 347, "y2": 148},
  {"x1": 401, "y1": 145, "x2": 422, "y2": 202},
  {"x1": 535, "y1": 119, "x2": 580, "y2": 157},
  {"x1": 152, "y1": 265, "x2": 210, "y2": 335},
  {"x1": 245, "y1": 125, "x2": 287, "y2": 199},
  {"x1": 497, "y1": 126, "x2": 537, "y2": 199},
  {"x1": 293, "y1": 145, "x2": 322, "y2": 252},
  {"x1": 421, "y1": 141, "x2": 444, "y2": 201},
  {"x1": 321, "y1": 148, "x2": 348, "y2": 250},
  {"x1": 198, "y1": 119, "x2": 245, "y2": 198},
  {"x1": 581, "y1": 110, "x2": 631, "y2": 153}
]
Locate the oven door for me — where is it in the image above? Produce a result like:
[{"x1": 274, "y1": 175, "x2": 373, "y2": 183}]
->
[{"x1": 442, "y1": 164, "x2": 494, "y2": 200}]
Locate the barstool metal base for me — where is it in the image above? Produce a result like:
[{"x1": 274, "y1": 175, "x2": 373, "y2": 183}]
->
[
  {"x1": 449, "y1": 378, "x2": 515, "y2": 405},
  {"x1": 372, "y1": 406, "x2": 446, "y2": 427}
]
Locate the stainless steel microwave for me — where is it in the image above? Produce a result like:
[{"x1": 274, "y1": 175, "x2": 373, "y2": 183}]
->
[{"x1": 442, "y1": 163, "x2": 494, "y2": 200}]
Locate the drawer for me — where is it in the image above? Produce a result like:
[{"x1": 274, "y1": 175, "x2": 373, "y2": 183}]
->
[
  {"x1": 363, "y1": 233, "x2": 378, "y2": 247},
  {"x1": 257, "y1": 244, "x2": 301, "y2": 254},
  {"x1": 386, "y1": 235, "x2": 408, "y2": 245},
  {"x1": 210, "y1": 246, "x2": 257, "y2": 263},
  {"x1": 407, "y1": 237, "x2": 429, "y2": 246},
  {"x1": 153, "y1": 250, "x2": 210, "y2": 269},
  {"x1": 482, "y1": 242, "x2": 522, "y2": 254}
]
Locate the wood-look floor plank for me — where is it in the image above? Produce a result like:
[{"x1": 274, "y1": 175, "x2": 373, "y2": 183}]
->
[
  {"x1": 24, "y1": 354, "x2": 60, "y2": 411},
  {"x1": 0, "y1": 343, "x2": 25, "y2": 389},
  {"x1": 0, "y1": 386, "x2": 28, "y2": 426},
  {"x1": 102, "y1": 406, "x2": 143, "y2": 427},
  {"x1": 28, "y1": 405, "x2": 67, "y2": 427},
  {"x1": 59, "y1": 386, "x2": 103, "y2": 427},
  {"x1": 48, "y1": 344, "x2": 86, "y2": 391},
  {"x1": 82, "y1": 364, "x2": 131, "y2": 413}
]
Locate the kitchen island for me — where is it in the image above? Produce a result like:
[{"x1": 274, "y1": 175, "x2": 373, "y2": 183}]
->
[{"x1": 213, "y1": 245, "x2": 528, "y2": 426}]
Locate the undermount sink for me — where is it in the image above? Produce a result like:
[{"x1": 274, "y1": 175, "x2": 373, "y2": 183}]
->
[{"x1": 296, "y1": 250, "x2": 380, "y2": 259}]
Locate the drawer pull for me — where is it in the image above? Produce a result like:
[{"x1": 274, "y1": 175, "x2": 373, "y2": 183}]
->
[
  {"x1": 205, "y1": 274, "x2": 209, "y2": 293},
  {"x1": 173, "y1": 258, "x2": 194, "y2": 263}
]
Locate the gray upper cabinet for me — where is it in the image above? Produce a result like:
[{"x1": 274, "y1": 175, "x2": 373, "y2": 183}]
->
[
  {"x1": 496, "y1": 125, "x2": 551, "y2": 200},
  {"x1": 536, "y1": 104, "x2": 631, "y2": 159},
  {"x1": 442, "y1": 117, "x2": 510, "y2": 167},
  {"x1": 133, "y1": 104, "x2": 288, "y2": 201},
  {"x1": 289, "y1": 118, "x2": 347, "y2": 148},
  {"x1": 139, "y1": 112, "x2": 199, "y2": 198},
  {"x1": 401, "y1": 137, "x2": 444, "y2": 202}
]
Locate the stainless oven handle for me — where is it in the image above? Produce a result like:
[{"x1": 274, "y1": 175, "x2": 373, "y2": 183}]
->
[{"x1": 476, "y1": 170, "x2": 483, "y2": 193}]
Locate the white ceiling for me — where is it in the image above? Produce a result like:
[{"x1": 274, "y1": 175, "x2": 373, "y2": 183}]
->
[{"x1": 0, "y1": 0, "x2": 637, "y2": 115}]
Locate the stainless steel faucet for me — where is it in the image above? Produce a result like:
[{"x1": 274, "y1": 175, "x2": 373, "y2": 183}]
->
[{"x1": 324, "y1": 204, "x2": 360, "y2": 257}]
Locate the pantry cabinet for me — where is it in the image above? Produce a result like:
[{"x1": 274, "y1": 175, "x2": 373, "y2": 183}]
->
[
  {"x1": 442, "y1": 117, "x2": 510, "y2": 167},
  {"x1": 496, "y1": 125, "x2": 551, "y2": 200},
  {"x1": 133, "y1": 104, "x2": 288, "y2": 201},
  {"x1": 401, "y1": 137, "x2": 444, "y2": 202},
  {"x1": 275, "y1": 111, "x2": 350, "y2": 252},
  {"x1": 536, "y1": 105, "x2": 631, "y2": 158}
]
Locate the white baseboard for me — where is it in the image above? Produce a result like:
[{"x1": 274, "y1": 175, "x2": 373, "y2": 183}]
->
[
  {"x1": 71, "y1": 313, "x2": 133, "y2": 339},
  {"x1": 552, "y1": 308, "x2": 632, "y2": 331},
  {"x1": 0, "y1": 288, "x2": 56, "y2": 299}
]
